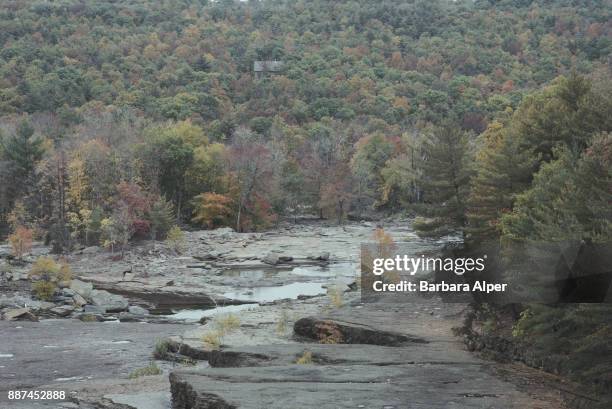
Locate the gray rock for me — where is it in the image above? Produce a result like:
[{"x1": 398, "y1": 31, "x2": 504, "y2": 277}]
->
[
  {"x1": 83, "y1": 305, "x2": 107, "y2": 314},
  {"x1": 278, "y1": 256, "x2": 294, "y2": 263},
  {"x1": 82, "y1": 246, "x2": 100, "y2": 254},
  {"x1": 194, "y1": 253, "x2": 219, "y2": 261},
  {"x1": 49, "y1": 305, "x2": 75, "y2": 317},
  {"x1": 213, "y1": 227, "x2": 234, "y2": 236},
  {"x1": 317, "y1": 252, "x2": 330, "y2": 261},
  {"x1": 61, "y1": 288, "x2": 76, "y2": 297},
  {"x1": 12, "y1": 272, "x2": 24, "y2": 281},
  {"x1": 72, "y1": 293, "x2": 87, "y2": 307},
  {"x1": 35, "y1": 301, "x2": 57, "y2": 311},
  {"x1": 0, "y1": 295, "x2": 31, "y2": 308},
  {"x1": 118, "y1": 312, "x2": 141, "y2": 322},
  {"x1": 105, "y1": 391, "x2": 171, "y2": 409},
  {"x1": 169, "y1": 353, "x2": 552, "y2": 409},
  {"x1": 294, "y1": 317, "x2": 427, "y2": 346},
  {"x1": 262, "y1": 253, "x2": 280, "y2": 265},
  {"x1": 128, "y1": 305, "x2": 149, "y2": 316},
  {"x1": 122, "y1": 272, "x2": 135, "y2": 281},
  {"x1": 4, "y1": 308, "x2": 38, "y2": 321},
  {"x1": 70, "y1": 279, "x2": 93, "y2": 300},
  {"x1": 99, "y1": 315, "x2": 120, "y2": 322},
  {"x1": 308, "y1": 252, "x2": 331, "y2": 261},
  {"x1": 90, "y1": 290, "x2": 128, "y2": 313}
]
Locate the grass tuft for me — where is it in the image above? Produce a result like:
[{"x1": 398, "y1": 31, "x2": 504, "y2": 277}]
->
[
  {"x1": 128, "y1": 362, "x2": 161, "y2": 379},
  {"x1": 213, "y1": 313, "x2": 241, "y2": 335},
  {"x1": 202, "y1": 331, "x2": 222, "y2": 349},
  {"x1": 296, "y1": 350, "x2": 313, "y2": 364}
]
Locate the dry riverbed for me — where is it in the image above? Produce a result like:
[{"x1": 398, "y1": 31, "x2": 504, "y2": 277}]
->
[{"x1": 1, "y1": 220, "x2": 573, "y2": 408}]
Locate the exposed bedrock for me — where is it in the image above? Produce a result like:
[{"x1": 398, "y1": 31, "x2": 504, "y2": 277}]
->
[
  {"x1": 293, "y1": 316, "x2": 428, "y2": 346},
  {"x1": 169, "y1": 363, "x2": 547, "y2": 409},
  {"x1": 76, "y1": 278, "x2": 242, "y2": 310}
]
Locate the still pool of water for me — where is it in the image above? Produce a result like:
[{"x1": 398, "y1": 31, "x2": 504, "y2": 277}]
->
[
  {"x1": 165, "y1": 263, "x2": 355, "y2": 321},
  {"x1": 222, "y1": 281, "x2": 327, "y2": 302}
]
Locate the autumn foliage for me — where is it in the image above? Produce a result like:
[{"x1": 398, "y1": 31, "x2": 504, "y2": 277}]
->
[
  {"x1": 8, "y1": 226, "x2": 33, "y2": 259},
  {"x1": 192, "y1": 193, "x2": 234, "y2": 229}
]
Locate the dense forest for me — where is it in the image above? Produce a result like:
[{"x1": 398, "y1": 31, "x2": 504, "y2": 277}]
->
[
  {"x1": 0, "y1": 0, "x2": 611, "y2": 399},
  {"x1": 1, "y1": 0, "x2": 610, "y2": 244}
]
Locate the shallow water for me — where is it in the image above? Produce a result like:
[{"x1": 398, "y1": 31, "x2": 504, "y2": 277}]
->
[
  {"x1": 291, "y1": 262, "x2": 357, "y2": 278},
  {"x1": 220, "y1": 268, "x2": 290, "y2": 280},
  {"x1": 219, "y1": 262, "x2": 357, "y2": 280},
  {"x1": 166, "y1": 264, "x2": 354, "y2": 321},
  {"x1": 166, "y1": 303, "x2": 259, "y2": 321},
  {"x1": 222, "y1": 281, "x2": 327, "y2": 302}
]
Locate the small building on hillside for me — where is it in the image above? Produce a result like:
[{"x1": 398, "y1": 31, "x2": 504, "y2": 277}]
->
[{"x1": 253, "y1": 60, "x2": 284, "y2": 77}]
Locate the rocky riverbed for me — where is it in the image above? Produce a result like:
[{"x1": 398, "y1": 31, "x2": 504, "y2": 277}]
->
[{"x1": 1, "y1": 220, "x2": 575, "y2": 408}]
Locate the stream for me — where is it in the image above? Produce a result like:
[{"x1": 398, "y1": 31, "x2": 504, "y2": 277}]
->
[{"x1": 163, "y1": 262, "x2": 358, "y2": 322}]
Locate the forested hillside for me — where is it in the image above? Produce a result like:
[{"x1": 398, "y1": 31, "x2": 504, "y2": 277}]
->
[
  {"x1": 0, "y1": 0, "x2": 610, "y2": 248},
  {"x1": 1, "y1": 0, "x2": 611, "y2": 403}
]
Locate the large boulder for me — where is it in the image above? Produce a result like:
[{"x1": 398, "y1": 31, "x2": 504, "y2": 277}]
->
[
  {"x1": 293, "y1": 317, "x2": 427, "y2": 346},
  {"x1": 70, "y1": 279, "x2": 94, "y2": 300},
  {"x1": 118, "y1": 312, "x2": 141, "y2": 322},
  {"x1": 3, "y1": 308, "x2": 38, "y2": 321},
  {"x1": 49, "y1": 305, "x2": 75, "y2": 317},
  {"x1": 90, "y1": 290, "x2": 128, "y2": 313}
]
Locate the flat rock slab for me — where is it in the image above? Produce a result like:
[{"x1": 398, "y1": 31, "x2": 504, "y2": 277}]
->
[
  {"x1": 3, "y1": 307, "x2": 38, "y2": 321},
  {"x1": 170, "y1": 364, "x2": 553, "y2": 409},
  {"x1": 0, "y1": 319, "x2": 186, "y2": 391},
  {"x1": 76, "y1": 277, "x2": 239, "y2": 310},
  {"x1": 105, "y1": 391, "x2": 171, "y2": 409},
  {"x1": 200, "y1": 343, "x2": 483, "y2": 368}
]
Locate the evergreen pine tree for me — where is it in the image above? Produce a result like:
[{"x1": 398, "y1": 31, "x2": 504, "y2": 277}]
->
[
  {"x1": 466, "y1": 120, "x2": 534, "y2": 243},
  {"x1": 149, "y1": 197, "x2": 175, "y2": 240},
  {"x1": 1, "y1": 120, "x2": 44, "y2": 175},
  {"x1": 413, "y1": 123, "x2": 472, "y2": 238}
]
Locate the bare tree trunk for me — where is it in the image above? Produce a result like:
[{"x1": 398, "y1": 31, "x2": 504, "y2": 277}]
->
[{"x1": 236, "y1": 199, "x2": 243, "y2": 232}]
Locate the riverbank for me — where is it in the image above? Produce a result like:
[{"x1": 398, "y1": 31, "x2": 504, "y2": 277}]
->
[{"x1": 0, "y1": 220, "x2": 578, "y2": 408}]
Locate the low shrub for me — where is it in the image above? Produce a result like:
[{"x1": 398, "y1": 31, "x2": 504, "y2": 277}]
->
[
  {"x1": 166, "y1": 226, "x2": 185, "y2": 253},
  {"x1": 8, "y1": 226, "x2": 33, "y2": 259},
  {"x1": 128, "y1": 363, "x2": 161, "y2": 379},
  {"x1": 32, "y1": 280, "x2": 56, "y2": 301},
  {"x1": 153, "y1": 339, "x2": 172, "y2": 359}
]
